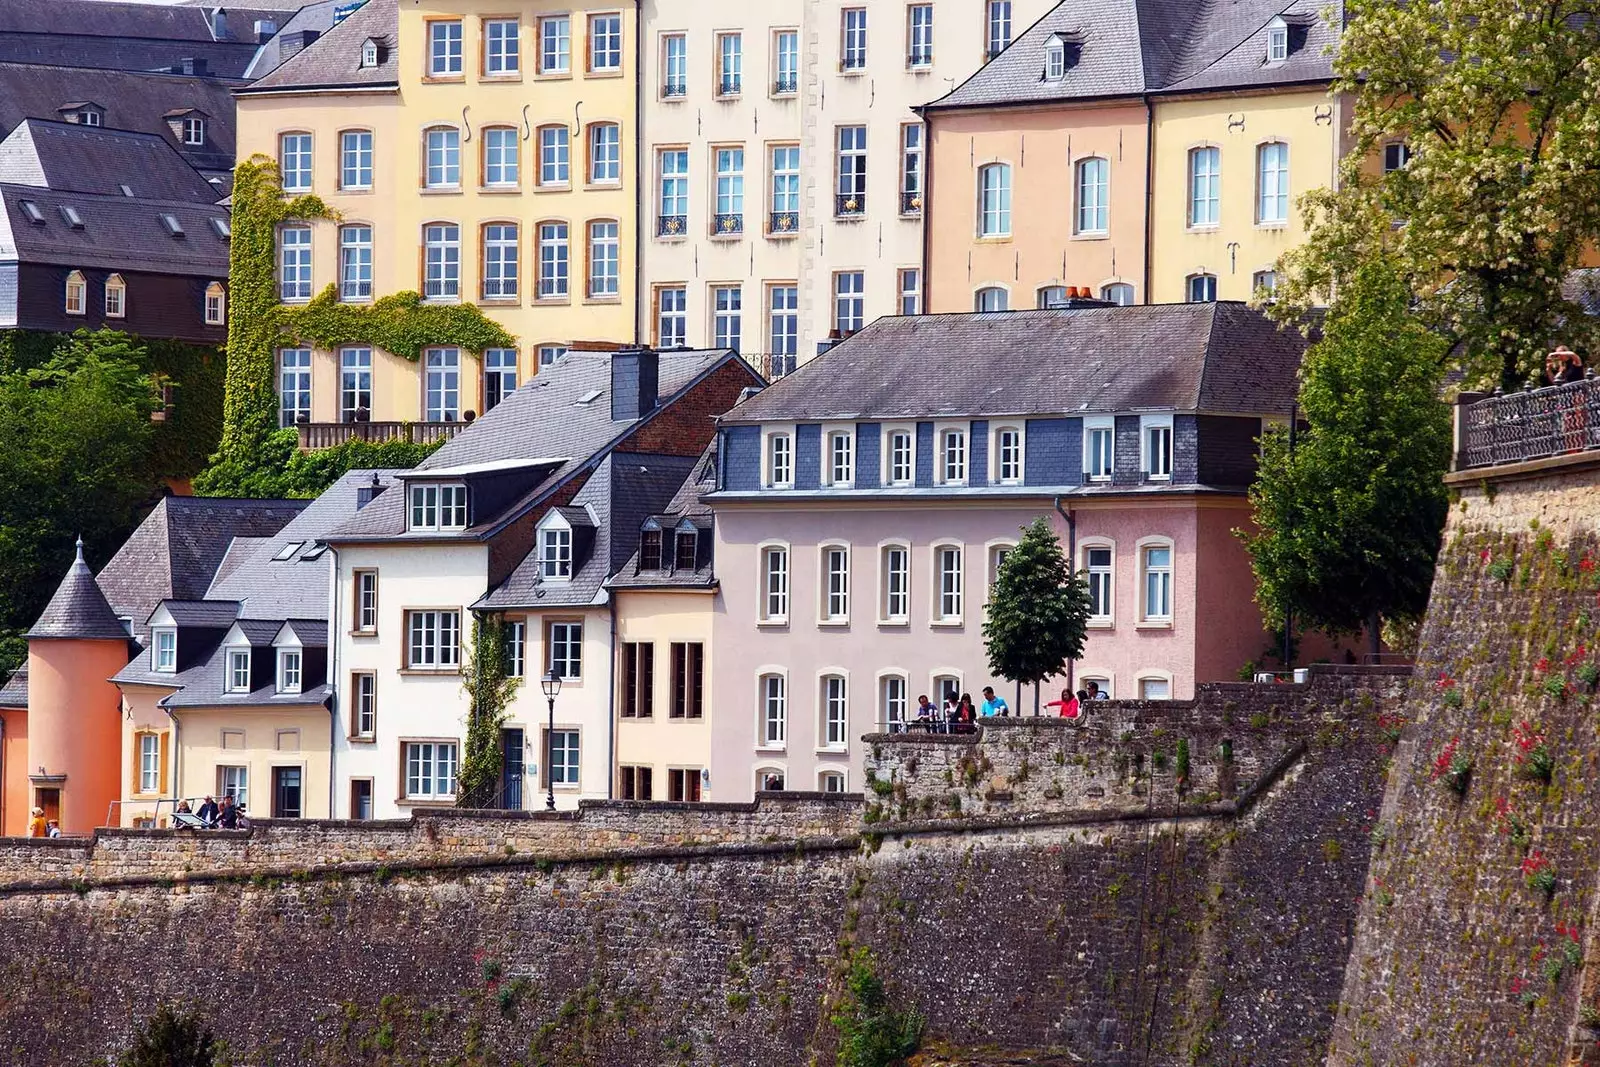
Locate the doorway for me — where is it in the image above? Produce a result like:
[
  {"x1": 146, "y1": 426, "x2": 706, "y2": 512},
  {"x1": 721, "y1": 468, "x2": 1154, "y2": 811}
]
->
[
  {"x1": 34, "y1": 787, "x2": 60, "y2": 824},
  {"x1": 350, "y1": 779, "x2": 373, "y2": 820},
  {"x1": 272, "y1": 767, "x2": 303, "y2": 819},
  {"x1": 500, "y1": 728, "x2": 525, "y2": 810}
]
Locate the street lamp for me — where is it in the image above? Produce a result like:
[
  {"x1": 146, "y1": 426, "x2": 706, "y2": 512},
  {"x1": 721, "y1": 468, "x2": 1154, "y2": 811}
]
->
[{"x1": 540, "y1": 669, "x2": 563, "y2": 811}]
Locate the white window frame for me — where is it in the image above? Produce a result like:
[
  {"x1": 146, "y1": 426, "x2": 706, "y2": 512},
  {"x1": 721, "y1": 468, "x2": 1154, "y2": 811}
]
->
[
  {"x1": 405, "y1": 610, "x2": 462, "y2": 669},
  {"x1": 758, "y1": 542, "x2": 790, "y2": 624},
  {"x1": 877, "y1": 670, "x2": 909, "y2": 731},
  {"x1": 1046, "y1": 39, "x2": 1066, "y2": 79},
  {"x1": 103, "y1": 273, "x2": 126, "y2": 318},
  {"x1": 1266, "y1": 16, "x2": 1288, "y2": 63},
  {"x1": 841, "y1": 7, "x2": 868, "y2": 71},
  {"x1": 1075, "y1": 156, "x2": 1109, "y2": 235},
  {"x1": 878, "y1": 539, "x2": 911, "y2": 624},
  {"x1": 547, "y1": 728, "x2": 580, "y2": 787},
  {"x1": 538, "y1": 126, "x2": 570, "y2": 186},
  {"x1": 819, "y1": 769, "x2": 848, "y2": 792},
  {"x1": 138, "y1": 732, "x2": 162, "y2": 794},
  {"x1": 977, "y1": 163, "x2": 1011, "y2": 237},
  {"x1": 990, "y1": 423, "x2": 1025, "y2": 484},
  {"x1": 588, "y1": 219, "x2": 620, "y2": 298},
  {"x1": 818, "y1": 670, "x2": 850, "y2": 750},
  {"x1": 1079, "y1": 672, "x2": 1115, "y2": 699},
  {"x1": 276, "y1": 648, "x2": 303, "y2": 694},
  {"x1": 717, "y1": 31, "x2": 743, "y2": 95},
  {"x1": 773, "y1": 29, "x2": 799, "y2": 94},
  {"x1": 822, "y1": 424, "x2": 855, "y2": 487},
  {"x1": 204, "y1": 282, "x2": 226, "y2": 325},
  {"x1": 589, "y1": 123, "x2": 621, "y2": 185},
  {"x1": 484, "y1": 17, "x2": 520, "y2": 75},
  {"x1": 539, "y1": 15, "x2": 571, "y2": 74},
  {"x1": 403, "y1": 740, "x2": 458, "y2": 799},
  {"x1": 279, "y1": 225, "x2": 313, "y2": 302},
  {"x1": 152, "y1": 627, "x2": 177, "y2": 671},
  {"x1": 340, "y1": 129, "x2": 373, "y2": 190},
  {"x1": 1188, "y1": 146, "x2": 1220, "y2": 229},
  {"x1": 1138, "y1": 672, "x2": 1175, "y2": 701},
  {"x1": 985, "y1": 539, "x2": 1017, "y2": 601},
  {"x1": 423, "y1": 347, "x2": 461, "y2": 421},
  {"x1": 985, "y1": 0, "x2": 1013, "y2": 57},
  {"x1": 881, "y1": 423, "x2": 916, "y2": 486},
  {"x1": 1257, "y1": 140, "x2": 1289, "y2": 226},
  {"x1": 1101, "y1": 282, "x2": 1135, "y2": 305},
  {"x1": 540, "y1": 523, "x2": 574, "y2": 579},
  {"x1": 819, "y1": 542, "x2": 851, "y2": 625},
  {"x1": 424, "y1": 126, "x2": 461, "y2": 188},
  {"x1": 932, "y1": 541, "x2": 964, "y2": 625},
  {"x1": 589, "y1": 12, "x2": 623, "y2": 71},
  {"x1": 1187, "y1": 273, "x2": 1217, "y2": 303},
  {"x1": 1081, "y1": 540, "x2": 1115, "y2": 628},
  {"x1": 279, "y1": 132, "x2": 313, "y2": 192},
  {"x1": 226, "y1": 647, "x2": 251, "y2": 693},
  {"x1": 407, "y1": 483, "x2": 467, "y2": 531},
  {"x1": 975, "y1": 286, "x2": 1009, "y2": 312},
  {"x1": 483, "y1": 126, "x2": 520, "y2": 188},
  {"x1": 1140, "y1": 413, "x2": 1174, "y2": 480},
  {"x1": 908, "y1": 4, "x2": 933, "y2": 68},
  {"x1": 353, "y1": 672, "x2": 377, "y2": 737},
  {"x1": 934, "y1": 423, "x2": 969, "y2": 486},
  {"x1": 339, "y1": 224, "x2": 374, "y2": 302},
  {"x1": 761, "y1": 425, "x2": 795, "y2": 489},
  {"x1": 1137, "y1": 537, "x2": 1174, "y2": 625},
  {"x1": 662, "y1": 32, "x2": 687, "y2": 96},
  {"x1": 427, "y1": 19, "x2": 464, "y2": 76},
  {"x1": 756, "y1": 668, "x2": 788, "y2": 749},
  {"x1": 546, "y1": 620, "x2": 583, "y2": 680},
  {"x1": 422, "y1": 222, "x2": 460, "y2": 300},
  {"x1": 834, "y1": 270, "x2": 865, "y2": 333},
  {"x1": 482, "y1": 223, "x2": 519, "y2": 300}
]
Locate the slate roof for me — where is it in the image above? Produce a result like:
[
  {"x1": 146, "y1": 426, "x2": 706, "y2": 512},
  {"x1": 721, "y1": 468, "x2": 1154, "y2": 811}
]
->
[
  {"x1": 926, "y1": 0, "x2": 1338, "y2": 111},
  {"x1": 0, "y1": 62, "x2": 239, "y2": 175},
  {"x1": 327, "y1": 348, "x2": 743, "y2": 543},
  {"x1": 240, "y1": 0, "x2": 399, "y2": 93},
  {"x1": 720, "y1": 302, "x2": 1305, "y2": 424},
  {"x1": 96, "y1": 496, "x2": 308, "y2": 644},
  {"x1": 0, "y1": 0, "x2": 278, "y2": 79},
  {"x1": 28, "y1": 540, "x2": 131, "y2": 641},
  {"x1": 0, "y1": 666, "x2": 26, "y2": 709},
  {"x1": 0, "y1": 183, "x2": 232, "y2": 274},
  {"x1": 159, "y1": 599, "x2": 242, "y2": 628},
  {"x1": 608, "y1": 445, "x2": 721, "y2": 592},
  {"x1": 0, "y1": 120, "x2": 218, "y2": 203},
  {"x1": 241, "y1": 0, "x2": 344, "y2": 80}
]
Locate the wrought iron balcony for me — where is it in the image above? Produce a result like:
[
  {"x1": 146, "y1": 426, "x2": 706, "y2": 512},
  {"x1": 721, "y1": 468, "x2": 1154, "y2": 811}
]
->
[
  {"x1": 296, "y1": 420, "x2": 465, "y2": 452},
  {"x1": 908, "y1": 51, "x2": 933, "y2": 69},
  {"x1": 662, "y1": 81, "x2": 686, "y2": 98},
  {"x1": 1455, "y1": 376, "x2": 1600, "y2": 470},
  {"x1": 899, "y1": 190, "x2": 923, "y2": 216},
  {"x1": 712, "y1": 213, "x2": 744, "y2": 236},
  {"x1": 767, "y1": 353, "x2": 798, "y2": 379},
  {"x1": 657, "y1": 214, "x2": 687, "y2": 238},
  {"x1": 718, "y1": 75, "x2": 741, "y2": 96},
  {"x1": 835, "y1": 192, "x2": 865, "y2": 217},
  {"x1": 773, "y1": 75, "x2": 798, "y2": 94},
  {"x1": 768, "y1": 211, "x2": 799, "y2": 235}
]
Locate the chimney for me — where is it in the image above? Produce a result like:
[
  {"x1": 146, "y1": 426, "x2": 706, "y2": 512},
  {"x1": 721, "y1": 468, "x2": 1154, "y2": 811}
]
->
[
  {"x1": 254, "y1": 19, "x2": 278, "y2": 43},
  {"x1": 356, "y1": 472, "x2": 386, "y2": 510},
  {"x1": 610, "y1": 348, "x2": 660, "y2": 422},
  {"x1": 816, "y1": 328, "x2": 844, "y2": 357},
  {"x1": 180, "y1": 57, "x2": 209, "y2": 76},
  {"x1": 280, "y1": 29, "x2": 320, "y2": 59}
]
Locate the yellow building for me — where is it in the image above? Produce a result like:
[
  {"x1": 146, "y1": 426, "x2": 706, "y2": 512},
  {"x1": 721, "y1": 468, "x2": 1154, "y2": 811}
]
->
[{"x1": 234, "y1": 0, "x2": 637, "y2": 437}]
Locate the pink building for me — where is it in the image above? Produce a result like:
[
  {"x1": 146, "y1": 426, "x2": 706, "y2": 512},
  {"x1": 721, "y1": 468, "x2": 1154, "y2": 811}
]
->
[{"x1": 707, "y1": 299, "x2": 1325, "y2": 798}]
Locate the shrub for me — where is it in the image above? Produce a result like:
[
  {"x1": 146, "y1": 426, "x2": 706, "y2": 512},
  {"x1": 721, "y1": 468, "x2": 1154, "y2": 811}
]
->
[
  {"x1": 1430, "y1": 737, "x2": 1472, "y2": 795},
  {"x1": 1489, "y1": 558, "x2": 1515, "y2": 582},
  {"x1": 1541, "y1": 674, "x2": 1571, "y2": 701},
  {"x1": 1513, "y1": 721, "x2": 1555, "y2": 784},
  {"x1": 120, "y1": 1005, "x2": 215, "y2": 1067},
  {"x1": 1522, "y1": 851, "x2": 1557, "y2": 897},
  {"x1": 830, "y1": 948, "x2": 923, "y2": 1067},
  {"x1": 1578, "y1": 663, "x2": 1600, "y2": 690}
]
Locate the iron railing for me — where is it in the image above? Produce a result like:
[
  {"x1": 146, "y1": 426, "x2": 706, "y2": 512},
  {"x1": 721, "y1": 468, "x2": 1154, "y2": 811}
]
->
[
  {"x1": 662, "y1": 82, "x2": 686, "y2": 98},
  {"x1": 835, "y1": 192, "x2": 865, "y2": 217},
  {"x1": 773, "y1": 75, "x2": 798, "y2": 94},
  {"x1": 712, "y1": 212, "x2": 743, "y2": 235},
  {"x1": 1456, "y1": 377, "x2": 1600, "y2": 470},
  {"x1": 718, "y1": 75, "x2": 741, "y2": 96},
  {"x1": 657, "y1": 214, "x2": 687, "y2": 237},
  {"x1": 768, "y1": 210, "x2": 799, "y2": 234},
  {"x1": 900, "y1": 190, "x2": 923, "y2": 216}
]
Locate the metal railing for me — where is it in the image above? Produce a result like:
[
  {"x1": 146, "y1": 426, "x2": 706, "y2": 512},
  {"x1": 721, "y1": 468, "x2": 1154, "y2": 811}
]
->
[
  {"x1": 773, "y1": 76, "x2": 798, "y2": 94},
  {"x1": 657, "y1": 214, "x2": 687, "y2": 237},
  {"x1": 1455, "y1": 376, "x2": 1600, "y2": 470},
  {"x1": 768, "y1": 210, "x2": 799, "y2": 234},
  {"x1": 718, "y1": 75, "x2": 741, "y2": 96},
  {"x1": 835, "y1": 192, "x2": 865, "y2": 217},
  {"x1": 899, "y1": 190, "x2": 923, "y2": 216},
  {"x1": 297, "y1": 420, "x2": 466, "y2": 451},
  {"x1": 662, "y1": 82, "x2": 686, "y2": 98},
  {"x1": 712, "y1": 212, "x2": 743, "y2": 235}
]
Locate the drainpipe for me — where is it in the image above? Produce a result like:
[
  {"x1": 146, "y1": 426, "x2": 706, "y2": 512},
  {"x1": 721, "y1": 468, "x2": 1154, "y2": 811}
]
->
[
  {"x1": 919, "y1": 108, "x2": 934, "y2": 313},
  {"x1": 327, "y1": 543, "x2": 341, "y2": 817},
  {"x1": 1142, "y1": 95, "x2": 1155, "y2": 303},
  {"x1": 160, "y1": 696, "x2": 182, "y2": 818},
  {"x1": 606, "y1": 594, "x2": 618, "y2": 800},
  {"x1": 1053, "y1": 496, "x2": 1077, "y2": 695},
  {"x1": 631, "y1": 0, "x2": 644, "y2": 346}
]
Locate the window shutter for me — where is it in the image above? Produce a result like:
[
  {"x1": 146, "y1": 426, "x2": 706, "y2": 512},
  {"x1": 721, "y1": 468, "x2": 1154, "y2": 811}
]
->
[
  {"x1": 129, "y1": 732, "x2": 142, "y2": 795},
  {"x1": 158, "y1": 733, "x2": 170, "y2": 795}
]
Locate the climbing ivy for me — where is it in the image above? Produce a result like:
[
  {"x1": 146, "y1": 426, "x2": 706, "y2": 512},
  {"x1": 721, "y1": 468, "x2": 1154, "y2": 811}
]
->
[
  {"x1": 457, "y1": 614, "x2": 522, "y2": 809},
  {"x1": 197, "y1": 156, "x2": 516, "y2": 497}
]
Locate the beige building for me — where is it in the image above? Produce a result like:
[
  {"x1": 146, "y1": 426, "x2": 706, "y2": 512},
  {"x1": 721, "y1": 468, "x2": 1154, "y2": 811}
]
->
[
  {"x1": 235, "y1": 0, "x2": 638, "y2": 437},
  {"x1": 638, "y1": 0, "x2": 1052, "y2": 375}
]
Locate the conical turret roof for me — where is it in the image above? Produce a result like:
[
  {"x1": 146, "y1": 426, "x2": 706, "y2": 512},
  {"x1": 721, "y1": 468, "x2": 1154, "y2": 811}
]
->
[{"x1": 27, "y1": 537, "x2": 129, "y2": 641}]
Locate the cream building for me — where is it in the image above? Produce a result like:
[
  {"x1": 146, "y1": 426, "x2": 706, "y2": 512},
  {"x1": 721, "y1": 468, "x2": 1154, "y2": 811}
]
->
[
  {"x1": 638, "y1": 0, "x2": 1052, "y2": 375},
  {"x1": 235, "y1": 0, "x2": 638, "y2": 436}
]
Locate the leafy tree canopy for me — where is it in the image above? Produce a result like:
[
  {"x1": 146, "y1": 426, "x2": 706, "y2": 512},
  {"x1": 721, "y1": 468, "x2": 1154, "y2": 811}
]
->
[
  {"x1": 983, "y1": 517, "x2": 1092, "y2": 687},
  {"x1": 193, "y1": 426, "x2": 442, "y2": 499},
  {"x1": 1274, "y1": 0, "x2": 1600, "y2": 389},
  {"x1": 1243, "y1": 261, "x2": 1452, "y2": 640},
  {"x1": 120, "y1": 1004, "x2": 216, "y2": 1067}
]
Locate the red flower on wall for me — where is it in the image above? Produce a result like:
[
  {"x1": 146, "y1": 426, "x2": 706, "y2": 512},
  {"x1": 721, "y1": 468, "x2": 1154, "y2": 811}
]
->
[
  {"x1": 1437, "y1": 673, "x2": 1458, "y2": 690},
  {"x1": 1580, "y1": 554, "x2": 1595, "y2": 574},
  {"x1": 1535, "y1": 657, "x2": 1552, "y2": 674},
  {"x1": 1566, "y1": 644, "x2": 1588, "y2": 667}
]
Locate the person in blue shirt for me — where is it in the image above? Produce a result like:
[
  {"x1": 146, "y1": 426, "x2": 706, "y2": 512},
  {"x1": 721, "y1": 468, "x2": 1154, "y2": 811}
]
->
[{"x1": 980, "y1": 686, "x2": 1010, "y2": 717}]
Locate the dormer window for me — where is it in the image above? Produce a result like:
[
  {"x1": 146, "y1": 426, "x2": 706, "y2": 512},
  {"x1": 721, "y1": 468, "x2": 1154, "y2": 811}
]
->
[
  {"x1": 1046, "y1": 40, "x2": 1065, "y2": 79},
  {"x1": 226, "y1": 648, "x2": 251, "y2": 693},
  {"x1": 541, "y1": 527, "x2": 573, "y2": 579},
  {"x1": 61, "y1": 104, "x2": 104, "y2": 127},
  {"x1": 277, "y1": 649, "x2": 302, "y2": 694},
  {"x1": 674, "y1": 527, "x2": 698, "y2": 570},
  {"x1": 362, "y1": 38, "x2": 380, "y2": 68},
  {"x1": 182, "y1": 117, "x2": 206, "y2": 146},
  {"x1": 152, "y1": 628, "x2": 177, "y2": 672},
  {"x1": 408, "y1": 484, "x2": 467, "y2": 531},
  {"x1": 1266, "y1": 16, "x2": 1288, "y2": 63},
  {"x1": 104, "y1": 274, "x2": 126, "y2": 319},
  {"x1": 640, "y1": 526, "x2": 663, "y2": 570}
]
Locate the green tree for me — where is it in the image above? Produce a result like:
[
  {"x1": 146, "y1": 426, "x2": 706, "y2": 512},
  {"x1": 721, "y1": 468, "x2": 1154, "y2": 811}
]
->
[
  {"x1": 457, "y1": 614, "x2": 522, "y2": 808},
  {"x1": 982, "y1": 516, "x2": 1092, "y2": 709},
  {"x1": 0, "y1": 334, "x2": 159, "y2": 674},
  {"x1": 830, "y1": 948, "x2": 922, "y2": 1067},
  {"x1": 1242, "y1": 261, "x2": 1451, "y2": 650},
  {"x1": 120, "y1": 1004, "x2": 216, "y2": 1067},
  {"x1": 1274, "y1": 0, "x2": 1600, "y2": 390}
]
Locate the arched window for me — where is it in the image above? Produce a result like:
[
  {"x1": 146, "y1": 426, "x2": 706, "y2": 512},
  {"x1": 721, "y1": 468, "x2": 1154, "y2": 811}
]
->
[
  {"x1": 1101, "y1": 282, "x2": 1135, "y2": 305},
  {"x1": 974, "y1": 286, "x2": 1008, "y2": 312},
  {"x1": 1038, "y1": 285, "x2": 1067, "y2": 309},
  {"x1": 818, "y1": 671, "x2": 849, "y2": 750},
  {"x1": 104, "y1": 273, "x2": 126, "y2": 318},
  {"x1": 1186, "y1": 273, "x2": 1217, "y2": 303},
  {"x1": 976, "y1": 163, "x2": 1011, "y2": 236},
  {"x1": 756, "y1": 670, "x2": 787, "y2": 748},
  {"x1": 204, "y1": 281, "x2": 226, "y2": 325},
  {"x1": 1075, "y1": 157, "x2": 1108, "y2": 234},
  {"x1": 64, "y1": 270, "x2": 86, "y2": 315}
]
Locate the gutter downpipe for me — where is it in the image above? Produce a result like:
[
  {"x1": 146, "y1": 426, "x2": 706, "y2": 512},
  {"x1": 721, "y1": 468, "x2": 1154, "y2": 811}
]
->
[
  {"x1": 631, "y1": 0, "x2": 644, "y2": 346},
  {"x1": 1142, "y1": 94, "x2": 1155, "y2": 304},
  {"x1": 159, "y1": 695, "x2": 182, "y2": 820},
  {"x1": 918, "y1": 105, "x2": 934, "y2": 313},
  {"x1": 607, "y1": 593, "x2": 618, "y2": 800},
  {"x1": 327, "y1": 543, "x2": 342, "y2": 817},
  {"x1": 1054, "y1": 496, "x2": 1077, "y2": 696}
]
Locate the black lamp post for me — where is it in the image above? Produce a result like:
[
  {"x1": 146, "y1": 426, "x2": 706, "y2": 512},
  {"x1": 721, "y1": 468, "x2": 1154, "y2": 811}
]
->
[{"x1": 540, "y1": 669, "x2": 562, "y2": 811}]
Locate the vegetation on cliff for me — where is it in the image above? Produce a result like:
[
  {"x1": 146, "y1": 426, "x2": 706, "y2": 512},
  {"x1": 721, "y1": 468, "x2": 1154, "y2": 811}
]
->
[
  {"x1": 457, "y1": 615, "x2": 522, "y2": 809},
  {"x1": 121, "y1": 1005, "x2": 216, "y2": 1067},
  {"x1": 830, "y1": 949, "x2": 923, "y2": 1067}
]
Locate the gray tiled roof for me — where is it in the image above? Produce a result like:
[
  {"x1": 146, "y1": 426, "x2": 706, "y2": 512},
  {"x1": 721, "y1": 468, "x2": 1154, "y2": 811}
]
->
[
  {"x1": 0, "y1": 120, "x2": 218, "y2": 203},
  {"x1": 230, "y1": 618, "x2": 282, "y2": 646},
  {"x1": 28, "y1": 541, "x2": 131, "y2": 641},
  {"x1": 96, "y1": 496, "x2": 308, "y2": 644},
  {"x1": 0, "y1": 183, "x2": 232, "y2": 274},
  {"x1": 240, "y1": 0, "x2": 398, "y2": 93},
  {"x1": 158, "y1": 599, "x2": 241, "y2": 628},
  {"x1": 0, "y1": 62, "x2": 239, "y2": 174},
  {"x1": 241, "y1": 0, "x2": 343, "y2": 80},
  {"x1": 281, "y1": 618, "x2": 328, "y2": 646},
  {"x1": 720, "y1": 302, "x2": 1305, "y2": 424},
  {"x1": 608, "y1": 445, "x2": 720, "y2": 592},
  {"x1": 0, "y1": 665, "x2": 26, "y2": 709},
  {"x1": 927, "y1": 0, "x2": 1338, "y2": 111},
  {"x1": 608, "y1": 452, "x2": 701, "y2": 572},
  {"x1": 0, "y1": 0, "x2": 274, "y2": 79}
]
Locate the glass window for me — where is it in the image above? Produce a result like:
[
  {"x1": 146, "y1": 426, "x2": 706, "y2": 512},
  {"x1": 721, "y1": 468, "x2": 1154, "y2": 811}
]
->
[
  {"x1": 588, "y1": 220, "x2": 619, "y2": 298},
  {"x1": 339, "y1": 225, "x2": 372, "y2": 301},
  {"x1": 1383, "y1": 142, "x2": 1411, "y2": 173},
  {"x1": 339, "y1": 346, "x2": 372, "y2": 422},
  {"x1": 978, "y1": 163, "x2": 1011, "y2": 236},
  {"x1": 996, "y1": 427, "x2": 1023, "y2": 482},
  {"x1": 279, "y1": 132, "x2": 312, "y2": 192},
  {"x1": 1253, "y1": 270, "x2": 1279, "y2": 296},
  {"x1": 976, "y1": 287, "x2": 1008, "y2": 312},
  {"x1": 353, "y1": 673, "x2": 376, "y2": 736},
  {"x1": 1140, "y1": 677, "x2": 1171, "y2": 700},
  {"x1": 761, "y1": 546, "x2": 789, "y2": 618},
  {"x1": 836, "y1": 126, "x2": 867, "y2": 214},
  {"x1": 1189, "y1": 146, "x2": 1220, "y2": 227},
  {"x1": 428, "y1": 20, "x2": 463, "y2": 76},
  {"x1": 589, "y1": 13, "x2": 622, "y2": 71},
  {"x1": 482, "y1": 223, "x2": 519, "y2": 299},
  {"x1": 277, "y1": 649, "x2": 302, "y2": 693},
  {"x1": 405, "y1": 610, "x2": 461, "y2": 668},
  {"x1": 770, "y1": 145, "x2": 800, "y2": 232},
  {"x1": 1187, "y1": 274, "x2": 1217, "y2": 303},
  {"x1": 104, "y1": 275, "x2": 125, "y2": 318},
  {"x1": 1076, "y1": 157, "x2": 1108, "y2": 234},
  {"x1": 1143, "y1": 545, "x2": 1172, "y2": 620},
  {"x1": 219, "y1": 765, "x2": 248, "y2": 808},
  {"x1": 538, "y1": 222, "x2": 569, "y2": 298},
  {"x1": 1101, "y1": 282, "x2": 1135, "y2": 306},
  {"x1": 484, "y1": 348, "x2": 518, "y2": 411},
  {"x1": 540, "y1": 16, "x2": 570, "y2": 73},
  {"x1": 341, "y1": 130, "x2": 373, "y2": 189},
  {"x1": 820, "y1": 770, "x2": 846, "y2": 792},
  {"x1": 1085, "y1": 419, "x2": 1114, "y2": 479},
  {"x1": 898, "y1": 269, "x2": 921, "y2": 315},
  {"x1": 538, "y1": 345, "x2": 567, "y2": 367},
  {"x1": 205, "y1": 282, "x2": 226, "y2": 325},
  {"x1": 548, "y1": 621, "x2": 583, "y2": 679},
  {"x1": 549, "y1": 730, "x2": 580, "y2": 786},
  {"x1": 425, "y1": 127, "x2": 460, "y2": 187},
  {"x1": 658, "y1": 148, "x2": 689, "y2": 234},
  {"x1": 485, "y1": 18, "x2": 519, "y2": 74},
  {"x1": 760, "y1": 673, "x2": 786, "y2": 745},
  {"x1": 1038, "y1": 285, "x2": 1068, "y2": 309},
  {"x1": 1266, "y1": 17, "x2": 1288, "y2": 62},
  {"x1": 908, "y1": 5, "x2": 933, "y2": 66},
  {"x1": 484, "y1": 127, "x2": 519, "y2": 187},
  {"x1": 713, "y1": 285, "x2": 742, "y2": 350},
  {"x1": 886, "y1": 430, "x2": 913, "y2": 485},
  {"x1": 822, "y1": 675, "x2": 848, "y2": 747},
  {"x1": 986, "y1": 0, "x2": 1012, "y2": 57},
  {"x1": 1046, "y1": 41, "x2": 1066, "y2": 79},
  {"x1": 227, "y1": 649, "x2": 251, "y2": 692},
  {"x1": 1257, "y1": 141, "x2": 1289, "y2": 224},
  {"x1": 675, "y1": 529, "x2": 698, "y2": 570},
  {"x1": 1144, "y1": 419, "x2": 1173, "y2": 479},
  {"x1": 663, "y1": 33, "x2": 687, "y2": 95},
  {"x1": 405, "y1": 741, "x2": 458, "y2": 798},
  {"x1": 152, "y1": 629, "x2": 176, "y2": 672},
  {"x1": 768, "y1": 286, "x2": 798, "y2": 376},
  {"x1": 882, "y1": 545, "x2": 909, "y2": 621},
  {"x1": 718, "y1": 32, "x2": 742, "y2": 94},
  {"x1": 541, "y1": 526, "x2": 573, "y2": 578},
  {"x1": 589, "y1": 123, "x2": 621, "y2": 183},
  {"x1": 823, "y1": 545, "x2": 850, "y2": 620},
  {"x1": 278, "y1": 348, "x2": 311, "y2": 426},
  {"x1": 407, "y1": 483, "x2": 467, "y2": 529},
  {"x1": 834, "y1": 271, "x2": 864, "y2": 333},
  {"x1": 841, "y1": 8, "x2": 868, "y2": 70},
  {"x1": 182, "y1": 117, "x2": 205, "y2": 145},
  {"x1": 901, "y1": 124, "x2": 923, "y2": 214},
  {"x1": 766, "y1": 434, "x2": 793, "y2": 488},
  {"x1": 1086, "y1": 546, "x2": 1113, "y2": 620},
  {"x1": 937, "y1": 545, "x2": 964, "y2": 621},
  {"x1": 423, "y1": 223, "x2": 460, "y2": 299},
  {"x1": 539, "y1": 126, "x2": 570, "y2": 185},
  {"x1": 881, "y1": 675, "x2": 908, "y2": 730},
  {"x1": 658, "y1": 286, "x2": 687, "y2": 347},
  {"x1": 138, "y1": 734, "x2": 161, "y2": 793},
  {"x1": 424, "y1": 348, "x2": 460, "y2": 421},
  {"x1": 940, "y1": 428, "x2": 967, "y2": 483},
  {"x1": 774, "y1": 30, "x2": 799, "y2": 93},
  {"x1": 354, "y1": 570, "x2": 378, "y2": 631},
  {"x1": 279, "y1": 225, "x2": 312, "y2": 301},
  {"x1": 715, "y1": 146, "x2": 745, "y2": 231}
]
